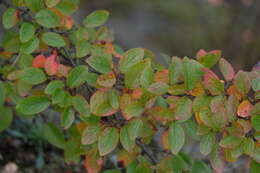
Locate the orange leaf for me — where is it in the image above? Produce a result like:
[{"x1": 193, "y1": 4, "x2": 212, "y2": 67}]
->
[
  {"x1": 227, "y1": 84, "x2": 243, "y2": 100},
  {"x1": 161, "y1": 130, "x2": 170, "y2": 150},
  {"x1": 131, "y1": 88, "x2": 143, "y2": 99},
  {"x1": 44, "y1": 54, "x2": 59, "y2": 76},
  {"x1": 84, "y1": 153, "x2": 103, "y2": 173},
  {"x1": 32, "y1": 54, "x2": 46, "y2": 68},
  {"x1": 237, "y1": 100, "x2": 253, "y2": 118},
  {"x1": 65, "y1": 16, "x2": 74, "y2": 29},
  {"x1": 57, "y1": 64, "x2": 71, "y2": 77},
  {"x1": 154, "y1": 69, "x2": 169, "y2": 83},
  {"x1": 195, "y1": 112, "x2": 203, "y2": 125}
]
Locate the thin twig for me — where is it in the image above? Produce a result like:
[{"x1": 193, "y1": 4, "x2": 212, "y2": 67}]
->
[{"x1": 135, "y1": 139, "x2": 158, "y2": 164}]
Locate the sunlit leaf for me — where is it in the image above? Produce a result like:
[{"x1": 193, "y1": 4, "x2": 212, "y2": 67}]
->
[{"x1": 2, "y1": 8, "x2": 19, "y2": 29}]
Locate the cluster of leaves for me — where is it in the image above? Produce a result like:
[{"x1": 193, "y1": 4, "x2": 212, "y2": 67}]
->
[{"x1": 0, "y1": 0, "x2": 260, "y2": 172}]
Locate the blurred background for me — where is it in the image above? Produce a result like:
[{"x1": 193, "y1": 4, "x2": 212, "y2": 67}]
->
[
  {"x1": 75, "y1": 0, "x2": 260, "y2": 70},
  {"x1": 0, "y1": 0, "x2": 259, "y2": 172}
]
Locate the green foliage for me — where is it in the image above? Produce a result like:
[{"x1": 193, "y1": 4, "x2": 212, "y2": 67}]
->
[{"x1": 0, "y1": 1, "x2": 259, "y2": 172}]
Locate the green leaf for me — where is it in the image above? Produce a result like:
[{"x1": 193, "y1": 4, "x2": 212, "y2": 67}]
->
[
  {"x1": 0, "y1": 106, "x2": 13, "y2": 132},
  {"x1": 119, "y1": 48, "x2": 144, "y2": 73},
  {"x1": 20, "y1": 37, "x2": 39, "y2": 54},
  {"x1": 90, "y1": 90, "x2": 116, "y2": 116},
  {"x1": 147, "y1": 82, "x2": 169, "y2": 95},
  {"x1": 103, "y1": 170, "x2": 121, "y2": 173},
  {"x1": 252, "y1": 77, "x2": 260, "y2": 92},
  {"x1": 42, "y1": 32, "x2": 66, "y2": 47},
  {"x1": 197, "y1": 51, "x2": 221, "y2": 68},
  {"x1": 61, "y1": 107, "x2": 75, "y2": 129},
  {"x1": 98, "y1": 127, "x2": 119, "y2": 156},
  {"x1": 175, "y1": 96, "x2": 192, "y2": 122},
  {"x1": 19, "y1": 23, "x2": 36, "y2": 43},
  {"x1": 219, "y1": 135, "x2": 242, "y2": 148},
  {"x1": 16, "y1": 96, "x2": 50, "y2": 115},
  {"x1": 44, "y1": 0, "x2": 61, "y2": 8},
  {"x1": 43, "y1": 122, "x2": 65, "y2": 149},
  {"x1": 0, "y1": 81, "x2": 6, "y2": 107},
  {"x1": 169, "y1": 57, "x2": 183, "y2": 85},
  {"x1": 250, "y1": 160, "x2": 260, "y2": 173},
  {"x1": 125, "y1": 58, "x2": 152, "y2": 89},
  {"x1": 3, "y1": 8, "x2": 18, "y2": 29},
  {"x1": 252, "y1": 115, "x2": 260, "y2": 131},
  {"x1": 242, "y1": 138, "x2": 255, "y2": 155},
  {"x1": 219, "y1": 58, "x2": 235, "y2": 81},
  {"x1": 191, "y1": 160, "x2": 212, "y2": 173},
  {"x1": 169, "y1": 122, "x2": 185, "y2": 154},
  {"x1": 56, "y1": 0, "x2": 78, "y2": 15},
  {"x1": 234, "y1": 71, "x2": 251, "y2": 95},
  {"x1": 72, "y1": 95, "x2": 90, "y2": 116},
  {"x1": 76, "y1": 40, "x2": 91, "y2": 58},
  {"x1": 19, "y1": 67, "x2": 46, "y2": 85},
  {"x1": 192, "y1": 94, "x2": 211, "y2": 112},
  {"x1": 18, "y1": 54, "x2": 33, "y2": 69},
  {"x1": 52, "y1": 89, "x2": 66, "y2": 104},
  {"x1": 86, "y1": 52, "x2": 112, "y2": 74},
  {"x1": 83, "y1": 10, "x2": 109, "y2": 28},
  {"x1": 123, "y1": 102, "x2": 145, "y2": 118},
  {"x1": 120, "y1": 125, "x2": 135, "y2": 152},
  {"x1": 108, "y1": 89, "x2": 120, "y2": 109},
  {"x1": 25, "y1": 0, "x2": 45, "y2": 12},
  {"x1": 200, "y1": 132, "x2": 215, "y2": 155},
  {"x1": 81, "y1": 124, "x2": 100, "y2": 145},
  {"x1": 128, "y1": 119, "x2": 143, "y2": 140},
  {"x1": 183, "y1": 57, "x2": 204, "y2": 91},
  {"x1": 2, "y1": 31, "x2": 20, "y2": 53},
  {"x1": 45, "y1": 80, "x2": 64, "y2": 95},
  {"x1": 35, "y1": 9, "x2": 60, "y2": 28},
  {"x1": 67, "y1": 65, "x2": 88, "y2": 88}
]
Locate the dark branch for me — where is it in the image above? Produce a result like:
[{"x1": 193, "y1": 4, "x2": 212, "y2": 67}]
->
[{"x1": 135, "y1": 138, "x2": 158, "y2": 165}]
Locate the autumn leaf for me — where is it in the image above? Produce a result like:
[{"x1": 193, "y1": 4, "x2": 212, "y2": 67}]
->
[
  {"x1": 44, "y1": 54, "x2": 59, "y2": 76},
  {"x1": 237, "y1": 100, "x2": 253, "y2": 118},
  {"x1": 32, "y1": 54, "x2": 46, "y2": 68}
]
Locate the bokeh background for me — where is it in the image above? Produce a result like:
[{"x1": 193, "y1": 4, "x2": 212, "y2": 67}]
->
[
  {"x1": 76, "y1": 0, "x2": 260, "y2": 70},
  {"x1": 0, "y1": 0, "x2": 259, "y2": 172}
]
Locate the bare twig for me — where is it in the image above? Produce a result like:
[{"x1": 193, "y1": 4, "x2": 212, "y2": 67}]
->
[{"x1": 135, "y1": 138, "x2": 158, "y2": 164}]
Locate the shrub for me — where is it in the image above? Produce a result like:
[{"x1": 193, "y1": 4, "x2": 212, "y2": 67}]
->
[{"x1": 0, "y1": 0, "x2": 259, "y2": 172}]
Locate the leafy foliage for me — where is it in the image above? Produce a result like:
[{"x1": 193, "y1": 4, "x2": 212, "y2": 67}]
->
[{"x1": 0, "y1": 0, "x2": 259, "y2": 172}]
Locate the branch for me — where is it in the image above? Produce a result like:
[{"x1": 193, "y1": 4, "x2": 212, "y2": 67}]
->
[{"x1": 135, "y1": 138, "x2": 158, "y2": 164}]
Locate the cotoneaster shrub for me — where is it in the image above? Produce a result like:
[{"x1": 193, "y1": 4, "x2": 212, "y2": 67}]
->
[{"x1": 0, "y1": 0, "x2": 260, "y2": 172}]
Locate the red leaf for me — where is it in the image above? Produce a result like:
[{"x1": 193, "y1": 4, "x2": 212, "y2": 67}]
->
[
  {"x1": 237, "y1": 100, "x2": 253, "y2": 118},
  {"x1": 196, "y1": 49, "x2": 207, "y2": 58},
  {"x1": 219, "y1": 58, "x2": 235, "y2": 81},
  {"x1": 32, "y1": 54, "x2": 46, "y2": 68},
  {"x1": 44, "y1": 54, "x2": 59, "y2": 76}
]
